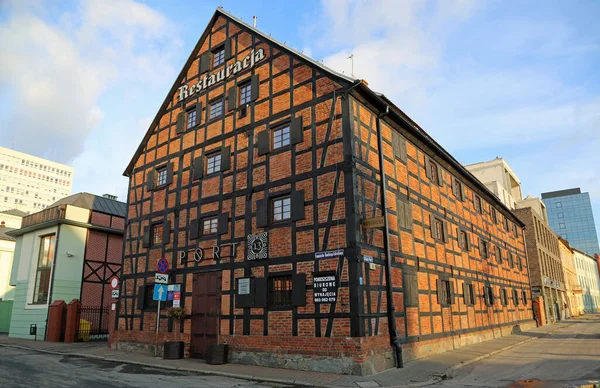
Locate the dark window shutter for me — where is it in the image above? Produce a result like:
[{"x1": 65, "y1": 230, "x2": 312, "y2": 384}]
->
[
  {"x1": 224, "y1": 38, "x2": 232, "y2": 59},
  {"x1": 256, "y1": 199, "x2": 268, "y2": 228},
  {"x1": 400, "y1": 136, "x2": 407, "y2": 162},
  {"x1": 463, "y1": 283, "x2": 468, "y2": 305},
  {"x1": 162, "y1": 219, "x2": 171, "y2": 244},
  {"x1": 193, "y1": 156, "x2": 203, "y2": 180},
  {"x1": 235, "y1": 278, "x2": 254, "y2": 308},
  {"x1": 436, "y1": 279, "x2": 443, "y2": 306},
  {"x1": 199, "y1": 53, "x2": 210, "y2": 73},
  {"x1": 217, "y1": 213, "x2": 229, "y2": 235},
  {"x1": 166, "y1": 162, "x2": 174, "y2": 185},
  {"x1": 291, "y1": 190, "x2": 305, "y2": 221},
  {"x1": 176, "y1": 112, "x2": 185, "y2": 134},
  {"x1": 403, "y1": 271, "x2": 418, "y2": 307},
  {"x1": 425, "y1": 157, "x2": 432, "y2": 181},
  {"x1": 254, "y1": 277, "x2": 267, "y2": 308},
  {"x1": 396, "y1": 197, "x2": 405, "y2": 231},
  {"x1": 392, "y1": 131, "x2": 401, "y2": 159},
  {"x1": 142, "y1": 226, "x2": 150, "y2": 248},
  {"x1": 195, "y1": 102, "x2": 203, "y2": 124},
  {"x1": 190, "y1": 219, "x2": 200, "y2": 240},
  {"x1": 290, "y1": 117, "x2": 303, "y2": 145},
  {"x1": 437, "y1": 164, "x2": 443, "y2": 187},
  {"x1": 146, "y1": 170, "x2": 155, "y2": 192},
  {"x1": 292, "y1": 273, "x2": 307, "y2": 306},
  {"x1": 250, "y1": 74, "x2": 259, "y2": 101},
  {"x1": 429, "y1": 214, "x2": 436, "y2": 239},
  {"x1": 227, "y1": 86, "x2": 237, "y2": 111},
  {"x1": 257, "y1": 130, "x2": 270, "y2": 156},
  {"x1": 137, "y1": 286, "x2": 145, "y2": 310},
  {"x1": 220, "y1": 146, "x2": 231, "y2": 172},
  {"x1": 443, "y1": 221, "x2": 449, "y2": 243},
  {"x1": 462, "y1": 185, "x2": 468, "y2": 202},
  {"x1": 450, "y1": 280, "x2": 455, "y2": 304}
]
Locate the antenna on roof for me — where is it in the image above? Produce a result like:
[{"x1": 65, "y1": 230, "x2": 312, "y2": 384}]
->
[
  {"x1": 347, "y1": 53, "x2": 354, "y2": 77},
  {"x1": 253, "y1": 16, "x2": 257, "y2": 28}
]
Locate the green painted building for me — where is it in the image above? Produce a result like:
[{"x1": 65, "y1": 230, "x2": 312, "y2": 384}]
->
[{"x1": 7, "y1": 193, "x2": 125, "y2": 339}]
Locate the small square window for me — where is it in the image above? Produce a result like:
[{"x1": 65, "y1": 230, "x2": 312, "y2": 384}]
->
[
  {"x1": 209, "y1": 99, "x2": 224, "y2": 119},
  {"x1": 156, "y1": 166, "x2": 168, "y2": 186},
  {"x1": 269, "y1": 275, "x2": 293, "y2": 307},
  {"x1": 273, "y1": 125, "x2": 291, "y2": 149},
  {"x1": 213, "y1": 47, "x2": 225, "y2": 67},
  {"x1": 152, "y1": 224, "x2": 163, "y2": 246},
  {"x1": 187, "y1": 109, "x2": 197, "y2": 129},
  {"x1": 239, "y1": 82, "x2": 252, "y2": 106},
  {"x1": 559, "y1": 223, "x2": 566, "y2": 229},
  {"x1": 203, "y1": 217, "x2": 219, "y2": 235},
  {"x1": 206, "y1": 153, "x2": 222, "y2": 175},
  {"x1": 557, "y1": 212, "x2": 564, "y2": 218},
  {"x1": 273, "y1": 196, "x2": 291, "y2": 222},
  {"x1": 556, "y1": 202, "x2": 562, "y2": 208}
]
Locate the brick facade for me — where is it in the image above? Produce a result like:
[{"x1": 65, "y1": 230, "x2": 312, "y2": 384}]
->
[{"x1": 113, "y1": 8, "x2": 534, "y2": 375}]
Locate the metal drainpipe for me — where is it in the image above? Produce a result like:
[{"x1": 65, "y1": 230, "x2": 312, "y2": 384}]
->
[
  {"x1": 522, "y1": 226, "x2": 537, "y2": 326},
  {"x1": 375, "y1": 105, "x2": 403, "y2": 368}
]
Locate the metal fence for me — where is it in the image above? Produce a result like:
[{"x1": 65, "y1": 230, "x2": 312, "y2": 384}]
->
[{"x1": 75, "y1": 306, "x2": 109, "y2": 342}]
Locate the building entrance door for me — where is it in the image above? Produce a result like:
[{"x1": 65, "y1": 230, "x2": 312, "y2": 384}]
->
[{"x1": 190, "y1": 271, "x2": 221, "y2": 359}]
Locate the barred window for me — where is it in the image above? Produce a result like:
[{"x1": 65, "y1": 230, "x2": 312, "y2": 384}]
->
[
  {"x1": 452, "y1": 177, "x2": 463, "y2": 199},
  {"x1": 474, "y1": 195, "x2": 482, "y2": 213},
  {"x1": 273, "y1": 125, "x2": 291, "y2": 149},
  {"x1": 273, "y1": 197, "x2": 291, "y2": 222},
  {"x1": 203, "y1": 217, "x2": 219, "y2": 235},
  {"x1": 459, "y1": 230, "x2": 469, "y2": 250},
  {"x1": 269, "y1": 276, "x2": 292, "y2": 307},
  {"x1": 187, "y1": 109, "x2": 197, "y2": 129},
  {"x1": 156, "y1": 167, "x2": 168, "y2": 186},
  {"x1": 428, "y1": 160, "x2": 439, "y2": 184},
  {"x1": 239, "y1": 82, "x2": 252, "y2": 105},
  {"x1": 213, "y1": 47, "x2": 225, "y2": 67},
  {"x1": 440, "y1": 279, "x2": 452, "y2": 305},
  {"x1": 209, "y1": 99, "x2": 224, "y2": 119},
  {"x1": 206, "y1": 153, "x2": 222, "y2": 175},
  {"x1": 152, "y1": 224, "x2": 163, "y2": 246}
]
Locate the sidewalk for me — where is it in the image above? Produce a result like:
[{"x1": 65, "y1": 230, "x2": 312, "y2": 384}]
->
[{"x1": 0, "y1": 318, "x2": 583, "y2": 388}]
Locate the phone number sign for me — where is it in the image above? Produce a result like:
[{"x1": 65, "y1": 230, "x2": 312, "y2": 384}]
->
[{"x1": 313, "y1": 273, "x2": 338, "y2": 304}]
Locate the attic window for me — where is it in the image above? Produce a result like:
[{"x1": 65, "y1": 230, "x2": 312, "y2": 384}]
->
[{"x1": 213, "y1": 46, "x2": 225, "y2": 67}]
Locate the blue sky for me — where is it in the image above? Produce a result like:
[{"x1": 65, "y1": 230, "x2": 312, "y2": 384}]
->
[{"x1": 1, "y1": 0, "x2": 599, "y2": 252}]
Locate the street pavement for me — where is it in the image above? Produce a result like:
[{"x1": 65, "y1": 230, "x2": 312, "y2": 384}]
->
[
  {"x1": 436, "y1": 315, "x2": 600, "y2": 388},
  {"x1": 0, "y1": 346, "x2": 292, "y2": 388}
]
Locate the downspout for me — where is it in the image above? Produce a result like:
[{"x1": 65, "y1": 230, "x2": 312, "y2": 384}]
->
[
  {"x1": 375, "y1": 105, "x2": 403, "y2": 368},
  {"x1": 522, "y1": 226, "x2": 537, "y2": 326}
]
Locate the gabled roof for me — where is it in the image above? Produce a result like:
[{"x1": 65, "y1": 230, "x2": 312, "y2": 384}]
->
[
  {"x1": 51, "y1": 193, "x2": 127, "y2": 218},
  {"x1": 0, "y1": 209, "x2": 28, "y2": 217},
  {"x1": 0, "y1": 226, "x2": 16, "y2": 242},
  {"x1": 123, "y1": 7, "x2": 356, "y2": 177}
]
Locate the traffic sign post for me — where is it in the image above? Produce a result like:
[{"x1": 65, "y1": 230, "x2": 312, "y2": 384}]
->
[
  {"x1": 157, "y1": 258, "x2": 169, "y2": 274},
  {"x1": 153, "y1": 283, "x2": 168, "y2": 356}
]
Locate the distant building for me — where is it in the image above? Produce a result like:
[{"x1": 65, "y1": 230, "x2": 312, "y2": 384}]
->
[
  {"x1": 0, "y1": 209, "x2": 25, "y2": 333},
  {"x1": 0, "y1": 146, "x2": 74, "y2": 215},
  {"x1": 541, "y1": 188, "x2": 600, "y2": 257},
  {"x1": 573, "y1": 249, "x2": 600, "y2": 313},
  {"x1": 7, "y1": 193, "x2": 125, "y2": 339},
  {"x1": 515, "y1": 206, "x2": 566, "y2": 324},
  {"x1": 465, "y1": 157, "x2": 522, "y2": 209},
  {"x1": 557, "y1": 237, "x2": 583, "y2": 317}
]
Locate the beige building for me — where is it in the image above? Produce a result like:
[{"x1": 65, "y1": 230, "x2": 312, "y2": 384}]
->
[
  {"x1": 465, "y1": 157, "x2": 523, "y2": 209},
  {"x1": 0, "y1": 209, "x2": 25, "y2": 333},
  {"x1": 0, "y1": 146, "x2": 74, "y2": 215},
  {"x1": 558, "y1": 237, "x2": 583, "y2": 316},
  {"x1": 573, "y1": 249, "x2": 600, "y2": 313}
]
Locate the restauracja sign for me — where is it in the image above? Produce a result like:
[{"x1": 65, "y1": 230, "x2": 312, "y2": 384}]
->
[{"x1": 177, "y1": 48, "x2": 266, "y2": 102}]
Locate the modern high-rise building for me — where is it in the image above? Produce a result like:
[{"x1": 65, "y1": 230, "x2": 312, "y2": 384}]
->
[
  {"x1": 0, "y1": 146, "x2": 74, "y2": 214},
  {"x1": 541, "y1": 188, "x2": 600, "y2": 257}
]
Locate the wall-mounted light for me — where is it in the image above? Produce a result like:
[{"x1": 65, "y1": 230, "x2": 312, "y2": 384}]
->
[{"x1": 66, "y1": 252, "x2": 74, "y2": 257}]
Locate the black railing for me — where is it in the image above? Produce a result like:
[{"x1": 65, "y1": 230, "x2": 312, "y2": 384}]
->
[{"x1": 75, "y1": 306, "x2": 109, "y2": 342}]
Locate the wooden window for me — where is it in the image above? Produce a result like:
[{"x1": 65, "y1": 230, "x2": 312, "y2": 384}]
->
[
  {"x1": 273, "y1": 125, "x2": 291, "y2": 149},
  {"x1": 391, "y1": 130, "x2": 407, "y2": 162},
  {"x1": 212, "y1": 46, "x2": 225, "y2": 67},
  {"x1": 434, "y1": 218, "x2": 444, "y2": 242},
  {"x1": 202, "y1": 217, "x2": 219, "y2": 235},
  {"x1": 403, "y1": 270, "x2": 419, "y2": 307},
  {"x1": 495, "y1": 245, "x2": 503, "y2": 264},
  {"x1": 513, "y1": 289, "x2": 519, "y2": 305},
  {"x1": 268, "y1": 275, "x2": 293, "y2": 307},
  {"x1": 516, "y1": 253, "x2": 522, "y2": 271},
  {"x1": 513, "y1": 223, "x2": 519, "y2": 237},
  {"x1": 143, "y1": 284, "x2": 158, "y2": 310},
  {"x1": 396, "y1": 196, "x2": 412, "y2": 231},
  {"x1": 239, "y1": 81, "x2": 252, "y2": 105},
  {"x1": 459, "y1": 230, "x2": 469, "y2": 251},
  {"x1": 501, "y1": 288, "x2": 508, "y2": 306},
  {"x1": 491, "y1": 208, "x2": 498, "y2": 224},
  {"x1": 522, "y1": 290, "x2": 527, "y2": 304},
  {"x1": 504, "y1": 217, "x2": 510, "y2": 231},
  {"x1": 464, "y1": 283, "x2": 475, "y2": 306},
  {"x1": 438, "y1": 279, "x2": 453, "y2": 306},
  {"x1": 428, "y1": 159, "x2": 439, "y2": 184},
  {"x1": 452, "y1": 177, "x2": 463, "y2": 200},
  {"x1": 32, "y1": 234, "x2": 56, "y2": 304},
  {"x1": 187, "y1": 108, "x2": 197, "y2": 129},
  {"x1": 206, "y1": 152, "x2": 222, "y2": 175},
  {"x1": 474, "y1": 195, "x2": 482, "y2": 213},
  {"x1": 484, "y1": 285, "x2": 494, "y2": 306},
  {"x1": 508, "y1": 252, "x2": 515, "y2": 268},
  {"x1": 209, "y1": 99, "x2": 224, "y2": 119},
  {"x1": 272, "y1": 196, "x2": 291, "y2": 222},
  {"x1": 480, "y1": 239, "x2": 489, "y2": 259},
  {"x1": 151, "y1": 224, "x2": 163, "y2": 246},
  {"x1": 156, "y1": 166, "x2": 168, "y2": 186}
]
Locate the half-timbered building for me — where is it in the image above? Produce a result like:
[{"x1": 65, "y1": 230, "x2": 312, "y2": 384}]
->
[{"x1": 112, "y1": 7, "x2": 535, "y2": 375}]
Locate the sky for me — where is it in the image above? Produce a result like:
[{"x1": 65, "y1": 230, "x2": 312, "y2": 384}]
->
[{"x1": 0, "y1": 0, "x2": 599, "y2": 251}]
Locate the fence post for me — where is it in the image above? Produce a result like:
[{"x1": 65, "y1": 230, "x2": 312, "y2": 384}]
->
[
  {"x1": 64, "y1": 299, "x2": 81, "y2": 343},
  {"x1": 46, "y1": 300, "x2": 66, "y2": 342}
]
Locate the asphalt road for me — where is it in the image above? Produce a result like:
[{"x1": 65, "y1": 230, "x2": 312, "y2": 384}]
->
[
  {"x1": 436, "y1": 315, "x2": 600, "y2": 388},
  {"x1": 0, "y1": 346, "x2": 291, "y2": 388}
]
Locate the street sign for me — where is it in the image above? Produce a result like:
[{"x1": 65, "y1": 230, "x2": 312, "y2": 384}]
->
[
  {"x1": 238, "y1": 278, "x2": 251, "y2": 295},
  {"x1": 110, "y1": 276, "x2": 119, "y2": 290},
  {"x1": 111, "y1": 290, "x2": 119, "y2": 299},
  {"x1": 153, "y1": 284, "x2": 167, "y2": 301},
  {"x1": 167, "y1": 291, "x2": 174, "y2": 300},
  {"x1": 315, "y1": 249, "x2": 344, "y2": 259},
  {"x1": 363, "y1": 255, "x2": 374, "y2": 263},
  {"x1": 173, "y1": 292, "x2": 181, "y2": 301},
  {"x1": 157, "y1": 258, "x2": 169, "y2": 274},
  {"x1": 361, "y1": 216, "x2": 385, "y2": 229},
  {"x1": 173, "y1": 299, "x2": 180, "y2": 307},
  {"x1": 155, "y1": 273, "x2": 169, "y2": 284},
  {"x1": 167, "y1": 284, "x2": 181, "y2": 292}
]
